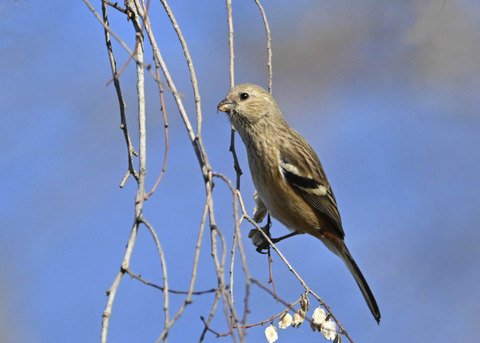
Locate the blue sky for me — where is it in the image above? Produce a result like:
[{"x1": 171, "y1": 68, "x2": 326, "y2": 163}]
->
[{"x1": 1, "y1": 1, "x2": 480, "y2": 342}]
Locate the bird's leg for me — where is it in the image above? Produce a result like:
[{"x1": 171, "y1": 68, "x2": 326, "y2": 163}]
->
[
  {"x1": 265, "y1": 213, "x2": 272, "y2": 230},
  {"x1": 271, "y1": 231, "x2": 301, "y2": 244}
]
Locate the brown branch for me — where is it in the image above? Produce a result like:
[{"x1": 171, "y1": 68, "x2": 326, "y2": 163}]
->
[
  {"x1": 125, "y1": 269, "x2": 222, "y2": 295},
  {"x1": 200, "y1": 316, "x2": 231, "y2": 338},
  {"x1": 105, "y1": 39, "x2": 141, "y2": 86},
  {"x1": 199, "y1": 285, "x2": 223, "y2": 342}
]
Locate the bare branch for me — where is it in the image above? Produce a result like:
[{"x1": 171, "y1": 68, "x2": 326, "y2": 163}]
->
[
  {"x1": 145, "y1": 76, "x2": 169, "y2": 198},
  {"x1": 156, "y1": 199, "x2": 210, "y2": 342},
  {"x1": 224, "y1": 0, "x2": 243, "y2": 192},
  {"x1": 149, "y1": 0, "x2": 203, "y2": 139},
  {"x1": 104, "y1": 0, "x2": 128, "y2": 15},
  {"x1": 253, "y1": 0, "x2": 273, "y2": 93},
  {"x1": 84, "y1": 0, "x2": 144, "y2": 70},
  {"x1": 101, "y1": 267, "x2": 125, "y2": 343},
  {"x1": 125, "y1": 269, "x2": 221, "y2": 295},
  {"x1": 100, "y1": 0, "x2": 139, "y2": 185},
  {"x1": 226, "y1": 0, "x2": 235, "y2": 89}
]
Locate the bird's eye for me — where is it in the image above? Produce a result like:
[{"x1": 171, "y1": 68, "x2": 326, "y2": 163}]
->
[{"x1": 240, "y1": 93, "x2": 249, "y2": 100}]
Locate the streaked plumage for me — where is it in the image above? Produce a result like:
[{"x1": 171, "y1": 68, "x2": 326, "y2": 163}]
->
[{"x1": 218, "y1": 83, "x2": 381, "y2": 323}]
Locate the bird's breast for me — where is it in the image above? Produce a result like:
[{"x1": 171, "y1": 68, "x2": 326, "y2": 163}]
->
[{"x1": 246, "y1": 148, "x2": 317, "y2": 234}]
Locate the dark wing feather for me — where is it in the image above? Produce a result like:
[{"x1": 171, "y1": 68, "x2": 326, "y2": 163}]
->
[{"x1": 279, "y1": 130, "x2": 344, "y2": 237}]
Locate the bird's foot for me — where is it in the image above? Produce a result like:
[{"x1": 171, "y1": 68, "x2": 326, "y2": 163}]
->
[{"x1": 248, "y1": 220, "x2": 272, "y2": 254}]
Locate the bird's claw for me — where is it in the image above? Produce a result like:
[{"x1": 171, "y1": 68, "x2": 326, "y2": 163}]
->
[{"x1": 248, "y1": 221, "x2": 272, "y2": 254}]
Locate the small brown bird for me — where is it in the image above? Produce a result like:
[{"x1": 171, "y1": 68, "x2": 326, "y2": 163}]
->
[{"x1": 218, "y1": 83, "x2": 380, "y2": 323}]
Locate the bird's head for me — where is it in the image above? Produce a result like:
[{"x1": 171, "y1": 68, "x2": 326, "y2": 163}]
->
[{"x1": 217, "y1": 83, "x2": 283, "y2": 128}]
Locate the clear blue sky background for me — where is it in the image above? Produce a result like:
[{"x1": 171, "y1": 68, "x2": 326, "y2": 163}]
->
[{"x1": 1, "y1": 1, "x2": 480, "y2": 342}]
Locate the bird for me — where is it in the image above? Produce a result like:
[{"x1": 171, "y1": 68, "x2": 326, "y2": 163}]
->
[{"x1": 217, "y1": 83, "x2": 381, "y2": 323}]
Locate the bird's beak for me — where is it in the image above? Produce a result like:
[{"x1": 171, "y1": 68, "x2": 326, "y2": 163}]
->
[{"x1": 217, "y1": 98, "x2": 235, "y2": 114}]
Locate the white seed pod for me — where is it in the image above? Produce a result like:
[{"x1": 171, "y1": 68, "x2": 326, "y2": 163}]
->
[
  {"x1": 312, "y1": 306, "x2": 327, "y2": 326},
  {"x1": 321, "y1": 318, "x2": 337, "y2": 341},
  {"x1": 265, "y1": 323, "x2": 278, "y2": 343},
  {"x1": 278, "y1": 312, "x2": 292, "y2": 329},
  {"x1": 291, "y1": 310, "x2": 305, "y2": 328}
]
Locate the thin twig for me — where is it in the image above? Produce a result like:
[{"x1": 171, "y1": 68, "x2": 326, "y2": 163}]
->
[
  {"x1": 253, "y1": 0, "x2": 272, "y2": 93},
  {"x1": 145, "y1": 74, "x2": 169, "y2": 198},
  {"x1": 229, "y1": 232, "x2": 237, "y2": 311},
  {"x1": 125, "y1": 269, "x2": 220, "y2": 295},
  {"x1": 200, "y1": 317, "x2": 231, "y2": 338},
  {"x1": 207, "y1": 172, "x2": 241, "y2": 341},
  {"x1": 225, "y1": 0, "x2": 243, "y2": 190},
  {"x1": 267, "y1": 247, "x2": 277, "y2": 297},
  {"x1": 104, "y1": 0, "x2": 128, "y2": 15},
  {"x1": 210, "y1": 223, "x2": 238, "y2": 343},
  {"x1": 83, "y1": 0, "x2": 156, "y2": 80},
  {"x1": 84, "y1": 0, "x2": 134, "y2": 55},
  {"x1": 100, "y1": 0, "x2": 139, "y2": 186},
  {"x1": 140, "y1": 216, "x2": 170, "y2": 333},
  {"x1": 156, "y1": 199, "x2": 210, "y2": 342},
  {"x1": 101, "y1": 266, "x2": 125, "y2": 343},
  {"x1": 199, "y1": 285, "x2": 223, "y2": 342},
  {"x1": 226, "y1": 0, "x2": 235, "y2": 89},
  {"x1": 137, "y1": 1, "x2": 202, "y2": 168},
  {"x1": 212, "y1": 172, "x2": 250, "y2": 338},
  {"x1": 212, "y1": 172, "x2": 251, "y2": 330},
  {"x1": 157, "y1": 0, "x2": 203, "y2": 137}
]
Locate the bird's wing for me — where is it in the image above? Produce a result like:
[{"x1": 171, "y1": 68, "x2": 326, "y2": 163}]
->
[{"x1": 278, "y1": 131, "x2": 344, "y2": 237}]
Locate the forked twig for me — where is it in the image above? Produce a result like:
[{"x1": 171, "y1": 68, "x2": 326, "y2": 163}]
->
[{"x1": 100, "y1": 0, "x2": 139, "y2": 186}]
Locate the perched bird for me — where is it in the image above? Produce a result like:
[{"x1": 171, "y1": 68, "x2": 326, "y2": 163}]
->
[{"x1": 218, "y1": 83, "x2": 381, "y2": 323}]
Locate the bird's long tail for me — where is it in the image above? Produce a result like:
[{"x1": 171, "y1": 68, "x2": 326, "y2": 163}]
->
[{"x1": 339, "y1": 245, "x2": 381, "y2": 324}]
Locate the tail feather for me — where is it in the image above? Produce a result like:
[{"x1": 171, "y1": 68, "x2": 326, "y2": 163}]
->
[{"x1": 339, "y1": 246, "x2": 381, "y2": 324}]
